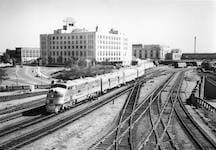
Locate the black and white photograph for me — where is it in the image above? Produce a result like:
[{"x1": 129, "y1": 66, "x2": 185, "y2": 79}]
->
[{"x1": 0, "y1": 0, "x2": 216, "y2": 149}]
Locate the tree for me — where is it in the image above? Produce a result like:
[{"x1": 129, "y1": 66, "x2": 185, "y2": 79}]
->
[
  {"x1": 2, "y1": 53, "x2": 11, "y2": 63},
  {"x1": 78, "y1": 58, "x2": 87, "y2": 67},
  {"x1": 57, "y1": 56, "x2": 63, "y2": 64},
  {"x1": 48, "y1": 56, "x2": 53, "y2": 65}
]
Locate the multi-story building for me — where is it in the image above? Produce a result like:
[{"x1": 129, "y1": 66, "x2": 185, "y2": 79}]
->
[
  {"x1": 132, "y1": 44, "x2": 170, "y2": 60},
  {"x1": 40, "y1": 27, "x2": 130, "y2": 65},
  {"x1": 5, "y1": 47, "x2": 40, "y2": 63},
  {"x1": 165, "y1": 49, "x2": 182, "y2": 60}
]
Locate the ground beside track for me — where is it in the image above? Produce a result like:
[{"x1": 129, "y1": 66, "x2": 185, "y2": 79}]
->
[
  {"x1": 19, "y1": 69, "x2": 171, "y2": 150},
  {"x1": 182, "y1": 69, "x2": 216, "y2": 144}
]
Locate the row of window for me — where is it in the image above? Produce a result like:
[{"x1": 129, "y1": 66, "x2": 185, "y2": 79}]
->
[
  {"x1": 98, "y1": 40, "x2": 120, "y2": 45},
  {"x1": 49, "y1": 45, "x2": 96, "y2": 50},
  {"x1": 50, "y1": 40, "x2": 87, "y2": 45},
  {"x1": 22, "y1": 54, "x2": 40, "y2": 57},
  {"x1": 133, "y1": 52, "x2": 160, "y2": 58},
  {"x1": 97, "y1": 57, "x2": 121, "y2": 61},
  {"x1": 51, "y1": 50, "x2": 94, "y2": 57},
  {"x1": 50, "y1": 35, "x2": 93, "y2": 40},
  {"x1": 97, "y1": 51, "x2": 121, "y2": 56},
  {"x1": 97, "y1": 35, "x2": 121, "y2": 41},
  {"x1": 97, "y1": 45, "x2": 120, "y2": 50}
]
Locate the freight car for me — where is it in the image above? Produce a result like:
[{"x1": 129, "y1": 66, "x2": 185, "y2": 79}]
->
[{"x1": 46, "y1": 63, "x2": 154, "y2": 113}]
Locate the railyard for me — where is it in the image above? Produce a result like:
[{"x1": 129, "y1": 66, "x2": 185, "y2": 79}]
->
[{"x1": 0, "y1": 64, "x2": 215, "y2": 150}]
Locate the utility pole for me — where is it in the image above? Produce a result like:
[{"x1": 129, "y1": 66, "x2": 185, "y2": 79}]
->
[{"x1": 194, "y1": 36, "x2": 197, "y2": 53}]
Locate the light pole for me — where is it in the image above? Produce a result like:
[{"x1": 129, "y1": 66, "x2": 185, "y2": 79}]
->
[{"x1": 16, "y1": 65, "x2": 18, "y2": 86}]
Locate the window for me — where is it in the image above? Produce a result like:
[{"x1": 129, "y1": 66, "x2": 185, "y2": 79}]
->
[
  {"x1": 80, "y1": 51, "x2": 83, "y2": 56},
  {"x1": 72, "y1": 36, "x2": 74, "y2": 39},
  {"x1": 53, "y1": 37, "x2": 55, "y2": 40},
  {"x1": 80, "y1": 46, "x2": 82, "y2": 49},
  {"x1": 68, "y1": 51, "x2": 70, "y2": 55},
  {"x1": 72, "y1": 51, "x2": 74, "y2": 56},
  {"x1": 76, "y1": 51, "x2": 78, "y2": 56},
  {"x1": 68, "y1": 46, "x2": 70, "y2": 49},
  {"x1": 80, "y1": 35, "x2": 82, "y2": 39},
  {"x1": 60, "y1": 36, "x2": 62, "y2": 40},
  {"x1": 64, "y1": 51, "x2": 66, "y2": 55},
  {"x1": 76, "y1": 46, "x2": 78, "y2": 49}
]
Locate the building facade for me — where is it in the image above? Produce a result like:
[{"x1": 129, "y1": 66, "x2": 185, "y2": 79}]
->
[
  {"x1": 5, "y1": 47, "x2": 40, "y2": 63},
  {"x1": 165, "y1": 49, "x2": 182, "y2": 60},
  {"x1": 40, "y1": 28, "x2": 130, "y2": 65},
  {"x1": 132, "y1": 44, "x2": 170, "y2": 60}
]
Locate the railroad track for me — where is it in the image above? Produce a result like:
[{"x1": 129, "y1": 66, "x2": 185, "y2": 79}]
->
[
  {"x1": 0, "y1": 69, "x2": 169, "y2": 150},
  {"x1": 0, "y1": 91, "x2": 47, "y2": 102},
  {"x1": 0, "y1": 69, "x2": 166, "y2": 123},
  {"x1": 90, "y1": 71, "x2": 176, "y2": 150},
  {"x1": 141, "y1": 69, "x2": 216, "y2": 150},
  {"x1": 0, "y1": 85, "x2": 133, "y2": 150},
  {"x1": 174, "y1": 93, "x2": 216, "y2": 149},
  {"x1": 0, "y1": 98, "x2": 46, "y2": 116}
]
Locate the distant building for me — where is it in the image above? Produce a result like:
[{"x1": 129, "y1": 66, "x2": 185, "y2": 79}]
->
[
  {"x1": 132, "y1": 44, "x2": 170, "y2": 60},
  {"x1": 40, "y1": 27, "x2": 130, "y2": 65},
  {"x1": 166, "y1": 49, "x2": 182, "y2": 60},
  {"x1": 181, "y1": 53, "x2": 216, "y2": 60},
  {"x1": 5, "y1": 47, "x2": 40, "y2": 63}
]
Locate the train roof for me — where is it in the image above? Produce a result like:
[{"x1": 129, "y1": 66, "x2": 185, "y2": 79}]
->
[{"x1": 54, "y1": 76, "x2": 99, "y2": 87}]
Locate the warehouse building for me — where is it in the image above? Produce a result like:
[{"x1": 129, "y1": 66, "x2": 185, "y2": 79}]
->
[
  {"x1": 181, "y1": 53, "x2": 216, "y2": 60},
  {"x1": 132, "y1": 44, "x2": 170, "y2": 60},
  {"x1": 40, "y1": 27, "x2": 131, "y2": 65}
]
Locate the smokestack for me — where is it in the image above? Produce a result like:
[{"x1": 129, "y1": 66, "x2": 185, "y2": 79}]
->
[{"x1": 194, "y1": 36, "x2": 196, "y2": 53}]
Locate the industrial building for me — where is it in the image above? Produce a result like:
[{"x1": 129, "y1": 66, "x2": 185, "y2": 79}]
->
[
  {"x1": 40, "y1": 26, "x2": 131, "y2": 65},
  {"x1": 132, "y1": 44, "x2": 170, "y2": 60},
  {"x1": 5, "y1": 47, "x2": 40, "y2": 64},
  {"x1": 181, "y1": 53, "x2": 216, "y2": 60},
  {"x1": 165, "y1": 49, "x2": 182, "y2": 60}
]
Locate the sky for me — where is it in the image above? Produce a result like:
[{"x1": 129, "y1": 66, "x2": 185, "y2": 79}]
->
[{"x1": 0, "y1": 0, "x2": 215, "y2": 53}]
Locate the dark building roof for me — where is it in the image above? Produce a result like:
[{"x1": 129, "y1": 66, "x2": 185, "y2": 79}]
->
[{"x1": 181, "y1": 53, "x2": 216, "y2": 60}]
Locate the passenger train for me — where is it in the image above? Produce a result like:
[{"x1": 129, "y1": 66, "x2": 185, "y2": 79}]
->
[{"x1": 46, "y1": 62, "x2": 155, "y2": 113}]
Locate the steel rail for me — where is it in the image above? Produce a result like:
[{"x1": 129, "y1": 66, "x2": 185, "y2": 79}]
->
[
  {"x1": 135, "y1": 71, "x2": 180, "y2": 150},
  {"x1": 90, "y1": 71, "x2": 176, "y2": 150},
  {"x1": 152, "y1": 71, "x2": 185, "y2": 150},
  {"x1": 0, "y1": 85, "x2": 134, "y2": 150},
  {"x1": 174, "y1": 94, "x2": 216, "y2": 150}
]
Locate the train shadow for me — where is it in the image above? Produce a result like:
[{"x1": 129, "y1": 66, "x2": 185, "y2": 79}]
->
[{"x1": 22, "y1": 105, "x2": 47, "y2": 116}]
